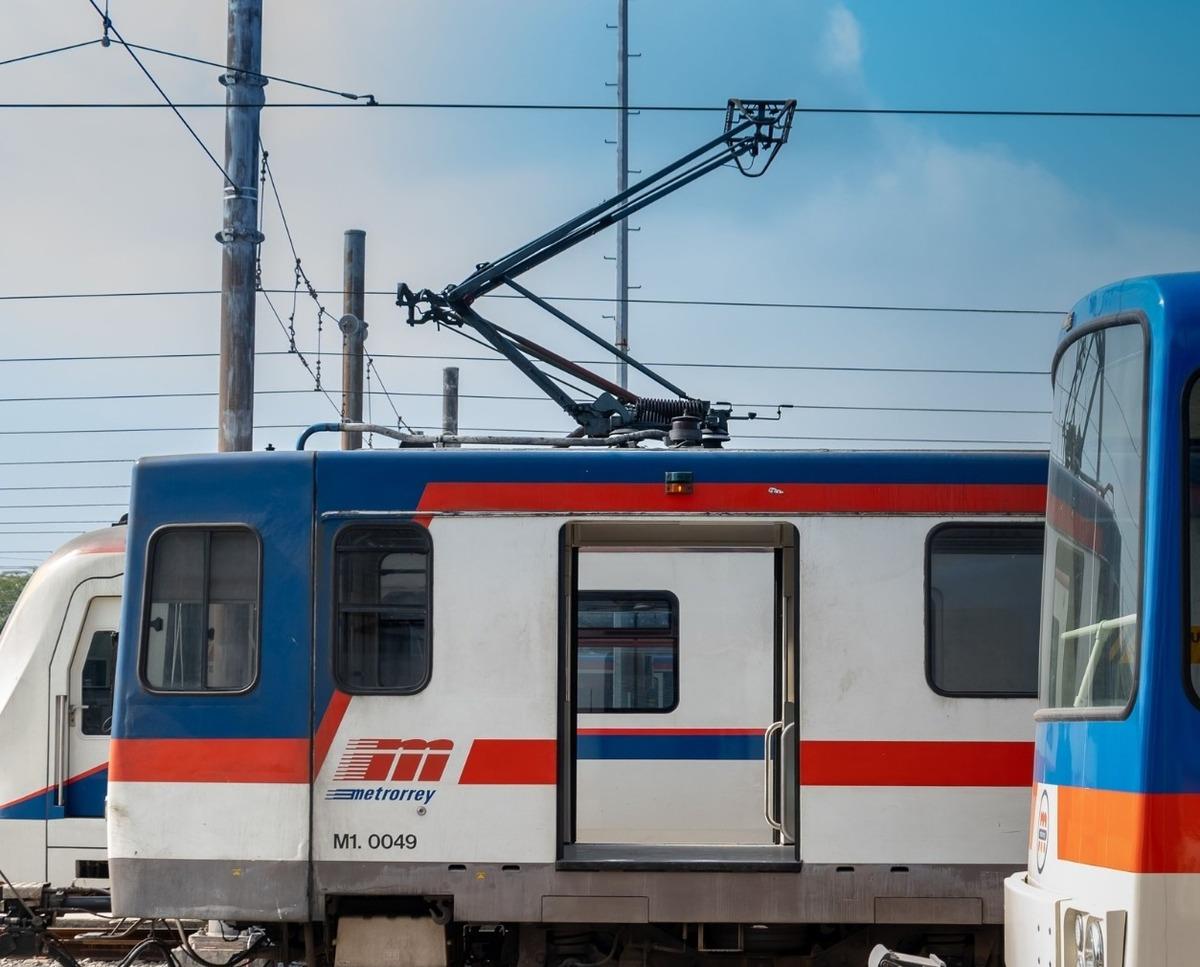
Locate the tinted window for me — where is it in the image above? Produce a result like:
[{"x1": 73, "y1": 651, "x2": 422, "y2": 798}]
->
[
  {"x1": 143, "y1": 528, "x2": 259, "y2": 691},
  {"x1": 577, "y1": 592, "x2": 678, "y2": 712},
  {"x1": 928, "y1": 524, "x2": 1043, "y2": 697},
  {"x1": 81, "y1": 630, "x2": 117, "y2": 735},
  {"x1": 1186, "y1": 379, "x2": 1200, "y2": 700},
  {"x1": 334, "y1": 526, "x2": 431, "y2": 694},
  {"x1": 1041, "y1": 323, "x2": 1144, "y2": 711}
]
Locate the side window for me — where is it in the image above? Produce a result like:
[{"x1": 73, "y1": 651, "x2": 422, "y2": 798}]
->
[
  {"x1": 143, "y1": 527, "x2": 260, "y2": 692},
  {"x1": 81, "y1": 630, "x2": 117, "y2": 735},
  {"x1": 927, "y1": 523, "x2": 1043, "y2": 697},
  {"x1": 334, "y1": 526, "x2": 432, "y2": 694},
  {"x1": 577, "y1": 592, "x2": 678, "y2": 713}
]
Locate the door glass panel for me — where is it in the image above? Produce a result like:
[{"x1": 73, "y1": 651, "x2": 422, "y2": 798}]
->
[{"x1": 80, "y1": 630, "x2": 117, "y2": 735}]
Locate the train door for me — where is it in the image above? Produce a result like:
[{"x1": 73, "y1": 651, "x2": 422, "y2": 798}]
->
[
  {"x1": 46, "y1": 584, "x2": 122, "y2": 882},
  {"x1": 561, "y1": 521, "x2": 798, "y2": 862}
]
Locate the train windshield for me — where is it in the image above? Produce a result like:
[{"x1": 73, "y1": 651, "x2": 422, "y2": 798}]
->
[
  {"x1": 1187, "y1": 382, "x2": 1200, "y2": 698},
  {"x1": 1040, "y1": 322, "x2": 1144, "y2": 712}
]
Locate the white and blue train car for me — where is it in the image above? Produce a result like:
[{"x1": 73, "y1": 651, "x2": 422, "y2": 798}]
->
[{"x1": 90, "y1": 447, "x2": 1047, "y2": 964}]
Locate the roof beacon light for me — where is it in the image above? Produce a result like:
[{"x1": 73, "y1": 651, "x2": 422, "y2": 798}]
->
[{"x1": 665, "y1": 471, "x2": 694, "y2": 496}]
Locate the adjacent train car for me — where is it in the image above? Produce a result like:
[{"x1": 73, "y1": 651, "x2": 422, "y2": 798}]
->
[
  {"x1": 1005, "y1": 272, "x2": 1200, "y2": 967},
  {"x1": 105, "y1": 448, "x2": 1047, "y2": 964},
  {"x1": 0, "y1": 526, "x2": 125, "y2": 888}
]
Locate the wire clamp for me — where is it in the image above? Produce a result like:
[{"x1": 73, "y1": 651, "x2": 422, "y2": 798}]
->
[{"x1": 214, "y1": 228, "x2": 266, "y2": 245}]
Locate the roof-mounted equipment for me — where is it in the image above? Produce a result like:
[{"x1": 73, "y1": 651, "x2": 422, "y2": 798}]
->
[{"x1": 396, "y1": 98, "x2": 796, "y2": 444}]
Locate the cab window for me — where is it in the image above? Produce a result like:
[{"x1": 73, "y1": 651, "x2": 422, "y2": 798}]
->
[
  {"x1": 1040, "y1": 322, "x2": 1144, "y2": 712},
  {"x1": 334, "y1": 526, "x2": 432, "y2": 694},
  {"x1": 143, "y1": 527, "x2": 260, "y2": 692}
]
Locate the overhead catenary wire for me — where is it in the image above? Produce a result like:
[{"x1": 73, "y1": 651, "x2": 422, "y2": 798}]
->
[
  {"x1": 0, "y1": 349, "x2": 1049, "y2": 376},
  {"x1": 0, "y1": 288, "x2": 1066, "y2": 315},
  {"x1": 0, "y1": 388, "x2": 1051, "y2": 416}
]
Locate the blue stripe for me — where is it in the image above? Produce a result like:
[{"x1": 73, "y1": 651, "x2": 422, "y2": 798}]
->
[{"x1": 577, "y1": 733, "x2": 762, "y2": 760}]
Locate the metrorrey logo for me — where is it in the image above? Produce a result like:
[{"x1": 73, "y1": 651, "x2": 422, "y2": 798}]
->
[
  {"x1": 326, "y1": 738, "x2": 453, "y2": 802},
  {"x1": 1035, "y1": 788, "x2": 1050, "y2": 873}
]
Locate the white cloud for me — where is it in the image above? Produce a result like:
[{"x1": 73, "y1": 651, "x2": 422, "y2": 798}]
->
[{"x1": 821, "y1": 4, "x2": 863, "y2": 75}]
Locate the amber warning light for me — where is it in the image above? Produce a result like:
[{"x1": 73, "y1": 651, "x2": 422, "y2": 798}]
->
[{"x1": 665, "y1": 471, "x2": 694, "y2": 495}]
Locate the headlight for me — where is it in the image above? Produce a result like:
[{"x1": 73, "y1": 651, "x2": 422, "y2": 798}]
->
[
  {"x1": 1074, "y1": 912, "x2": 1087, "y2": 967},
  {"x1": 1085, "y1": 916, "x2": 1105, "y2": 967}
]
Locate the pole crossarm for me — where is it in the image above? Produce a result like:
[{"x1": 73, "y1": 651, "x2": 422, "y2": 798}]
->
[{"x1": 396, "y1": 98, "x2": 795, "y2": 440}]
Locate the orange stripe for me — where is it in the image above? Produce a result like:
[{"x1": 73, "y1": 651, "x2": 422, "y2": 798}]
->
[
  {"x1": 458, "y1": 738, "x2": 557, "y2": 784},
  {"x1": 418, "y1": 482, "x2": 1046, "y2": 515},
  {"x1": 110, "y1": 738, "x2": 309, "y2": 783},
  {"x1": 1058, "y1": 785, "x2": 1200, "y2": 873}
]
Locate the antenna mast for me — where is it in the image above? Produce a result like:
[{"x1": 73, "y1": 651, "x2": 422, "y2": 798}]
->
[{"x1": 615, "y1": 0, "x2": 630, "y2": 389}]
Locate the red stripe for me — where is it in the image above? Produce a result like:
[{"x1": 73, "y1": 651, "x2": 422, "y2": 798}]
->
[
  {"x1": 313, "y1": 690, "x2": 352, "y2": 775},
  {"x1": 418, "y1": 482, "x2": 1045, "y2": 515},
  {"x1": 800, "y1": 740, "x2": 1033, "y2": 787},
  {"x1": 577, "y1": 728, "x2": 763, "y2": 736},
  {"x1": 458, "y1": 739, "x2": 557, "y2": 785},
  {"x1": 110, "y1": 738, "x2": 308, "y2": 783}
]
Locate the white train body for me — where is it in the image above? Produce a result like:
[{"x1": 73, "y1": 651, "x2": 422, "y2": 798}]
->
[{"x1": 0, "y1": 527, "x2": 124, "y2": 888}]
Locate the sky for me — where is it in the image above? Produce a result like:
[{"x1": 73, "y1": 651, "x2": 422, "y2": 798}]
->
[{"x1": 1, "y1": 0, "x2": 1199, "y2": 568}]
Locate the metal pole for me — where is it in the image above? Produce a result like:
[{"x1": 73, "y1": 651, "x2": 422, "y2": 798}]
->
[
  {"x1": 216, "y1": 0, "x2": 266, "y2": 453},
  {"x1": 340, "y1": 229, "x2": 367, "y2": 450},
  {"x1": 614, "y1": 0, "x2": 630, "y2": 389},
  {"x1": 442, "y1": 367, "x2": 460, "y2": 447}
]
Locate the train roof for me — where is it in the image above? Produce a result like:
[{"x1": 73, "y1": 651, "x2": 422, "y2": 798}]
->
[
  {"x1": 134, "y1": 447, "x2": 1049, "y2": 484},
  {"x1": 1068, "y1": 270, "x2": 1200, "y2": 346}
]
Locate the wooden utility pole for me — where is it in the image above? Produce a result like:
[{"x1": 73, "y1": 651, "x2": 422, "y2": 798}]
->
[
  {"x1": 216, "y1": 0, "x2": 266, "y2": 452},
  {"x1": 340, "y1": 230, "x2": 367, "y2": 450},
  {"x1": 442, "y1": 367, "x2": 460, "y2": 446}
]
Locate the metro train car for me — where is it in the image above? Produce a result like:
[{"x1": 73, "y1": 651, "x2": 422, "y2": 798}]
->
[
  {"x1": 1005, "y1": 272, "x2": 1200, "y2": 967},
  {"x1": 98, "y1": 446, "x2": 1049, "y2": 965},
  {"x1": 0, "y1": 525, "x2": 125, "y2": 888}
]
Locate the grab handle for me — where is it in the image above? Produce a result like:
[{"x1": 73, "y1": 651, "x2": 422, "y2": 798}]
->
[
  {"x1": 53, "y1": 694, "x2": 68, "y2": 807},
  {"x1": 763, "y1": 721, "x2": 784, "y2": 830}
]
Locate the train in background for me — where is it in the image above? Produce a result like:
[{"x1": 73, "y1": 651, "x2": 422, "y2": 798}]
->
[
  {"x1": 0, "y1": 526, "x2": 124, "y2": 889},
  {"x1": 68, "y1": 445, "x2": 1042, "y2": 967},
  {"x1": 1004, "y1": 273, "x2": 1200, "y2": 967}
]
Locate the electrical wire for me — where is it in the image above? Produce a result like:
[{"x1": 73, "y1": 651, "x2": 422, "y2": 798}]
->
[
  {"x1": 4, "y1": 100, "x2": 1200, "y2": 118},
  {"x1": 0, "y1": 289, "x2": 1067, "y2": 314},
  {"x1": 121, "y1": 41, "x2": 376, "y2": 103},
  {"x1": 0, "y1": 38, "x2": 102, "y2": 68},
  {"x1": 0, "y1": 349, "x2": 1049, "y2": 376},
  {"x1": 82, "y1": 0, "x2": 233, "y2": 185}
]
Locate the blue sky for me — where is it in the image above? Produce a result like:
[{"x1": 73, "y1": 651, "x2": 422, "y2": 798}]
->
[{"x1": 0, "y1": 0, "x2": 1198, "y2": 567}]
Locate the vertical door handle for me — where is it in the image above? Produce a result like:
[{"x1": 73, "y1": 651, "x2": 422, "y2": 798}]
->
[
  {"x1": 53, "y1": 694, "x2": 68, "y2": 807},
  {"x1": 778, "y1": 721, "x2": 796, "y2": 842},
  {"x1": 763, "y1": 720, "x2": 784, "y2": 830}
]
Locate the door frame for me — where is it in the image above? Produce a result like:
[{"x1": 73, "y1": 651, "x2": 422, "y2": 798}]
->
[
  {"x1": 44, "y1": 575, "x2": 122, "y2": 840},
  {"x1": 556, "y1": 520, "x2": 800, "y2": 867}
]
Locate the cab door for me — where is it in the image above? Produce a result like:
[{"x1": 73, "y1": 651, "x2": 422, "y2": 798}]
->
[{"x1": 46, "y1": 582, "x2": 122, "y2": 883}]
